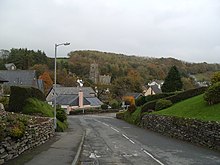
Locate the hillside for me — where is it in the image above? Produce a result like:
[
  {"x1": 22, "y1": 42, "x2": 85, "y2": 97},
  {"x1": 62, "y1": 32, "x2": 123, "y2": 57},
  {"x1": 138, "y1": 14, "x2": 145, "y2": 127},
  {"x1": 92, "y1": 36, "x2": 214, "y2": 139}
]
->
[
  {"x1": 152, "y1": 94, "x2": 220, "y2": 122},
  {"x1": 67, "y1": 50, "x2": 220, "y2": 83}
]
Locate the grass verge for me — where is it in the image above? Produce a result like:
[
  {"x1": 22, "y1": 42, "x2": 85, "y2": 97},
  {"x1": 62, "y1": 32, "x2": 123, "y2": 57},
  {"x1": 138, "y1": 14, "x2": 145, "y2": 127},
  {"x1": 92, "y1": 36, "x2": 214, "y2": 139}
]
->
[{"x1": 152, "y1": 94, "x2": 220, "y2": 122}]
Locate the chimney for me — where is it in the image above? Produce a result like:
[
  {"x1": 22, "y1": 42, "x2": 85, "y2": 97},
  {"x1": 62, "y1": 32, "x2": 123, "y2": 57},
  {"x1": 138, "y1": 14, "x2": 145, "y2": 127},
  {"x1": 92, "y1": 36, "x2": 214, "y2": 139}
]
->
[{"x1": 79, "y1": 90, "x2": 83, "y2": 108}]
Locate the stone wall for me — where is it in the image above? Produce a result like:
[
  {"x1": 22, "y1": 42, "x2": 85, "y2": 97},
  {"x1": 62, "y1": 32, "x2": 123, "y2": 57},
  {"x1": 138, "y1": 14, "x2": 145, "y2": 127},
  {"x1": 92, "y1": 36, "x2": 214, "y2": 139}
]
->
[
  {"x1": 141, "y1": 114, "x2": 220, "y2": 151},
  {"x1": 0, "y1": 118, "x2": 55, "y2": 164}
]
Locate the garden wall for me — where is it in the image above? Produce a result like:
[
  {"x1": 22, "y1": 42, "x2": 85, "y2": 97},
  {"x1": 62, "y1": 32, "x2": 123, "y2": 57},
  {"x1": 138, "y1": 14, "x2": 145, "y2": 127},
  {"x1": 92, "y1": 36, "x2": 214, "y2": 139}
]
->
[
  {"x1": 0, "y1": 118, "x2": 54, "y2": 164},
  {"x1": 141, "y1": 114, "x2": 220, "y2": 151}
]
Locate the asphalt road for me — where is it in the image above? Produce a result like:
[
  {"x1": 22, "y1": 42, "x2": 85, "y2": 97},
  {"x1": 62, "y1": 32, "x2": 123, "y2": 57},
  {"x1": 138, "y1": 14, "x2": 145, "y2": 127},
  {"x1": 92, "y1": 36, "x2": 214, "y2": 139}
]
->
[{"x1": 76, "y1": 113, "x2": 220, "y2": 165}]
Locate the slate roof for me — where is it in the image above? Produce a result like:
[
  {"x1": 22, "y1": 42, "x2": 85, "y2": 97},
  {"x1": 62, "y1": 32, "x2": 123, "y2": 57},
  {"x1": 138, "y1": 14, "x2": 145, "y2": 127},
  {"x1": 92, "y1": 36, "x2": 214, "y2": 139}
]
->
[
  {"x1": 49, "y1": 94, "x2": 90, "y2": 106},
  {"x1": 53, "y1": 87, "x2": 95, "y2": 97},
  {"x1": 47, "y1": 87, "x2": 103, "y2": 107},
  {"x1": 0, "y1": 70, "x2": 43, "y2": 91},
  {"x1": 151, "y1": 84, "x2": 162, "y2": 94},
  {"x1": 0, "y1": 76, "x2": 8, "y2": 83},
  {"x1": 0, "y1": 70, "x2": 37, "y2": 86}
]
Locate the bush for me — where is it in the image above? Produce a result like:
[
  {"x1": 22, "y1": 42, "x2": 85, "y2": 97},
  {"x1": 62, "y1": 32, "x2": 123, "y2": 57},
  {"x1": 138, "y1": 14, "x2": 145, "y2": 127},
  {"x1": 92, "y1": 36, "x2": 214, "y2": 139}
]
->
[
  {"x1": 135, "y1": 93, "x2": 175, "y2": 106},
  {"x1": 0, "y1": 96, "x2": 9, "y2": 110},
  {"x1": 101, "y1": 104, "x2": 108, "y2": 110},
  {"x1": 166, "y1": 87, "x2": 207, "y2": 104},
  {"x1": 123, "y1": 107, "x2": 142, "y2": 125},
  {"x1": 204, "y1": 82, "x2": 220, "y2": 105},
  {"x1": 8, "y1": 86, "x2": 45, "y2": 112},
  {"x1": 56, "y1": 120, "x2": 68, "y2": 132},
  {"x1": 116, "y1": 111, "x2": 125, "y2": 120},
  {"x1": 127, "y1": 104, "x2": 137, "y2": 113},
  {"x1": 109, "y1": 99, "x2": 120, "y2": 109},
  {"x1": 135, "y1": 96, "x2": 146, "y2": 106},
  {"x1": 141, "y1": 87, "x2": 207, "y2": 113},
  {"x1": 56, "y1": 108, "x2": 67, "y2": 122},
  {"x1": 155, "y1": 99, "x2": 172, "y2": 111}
]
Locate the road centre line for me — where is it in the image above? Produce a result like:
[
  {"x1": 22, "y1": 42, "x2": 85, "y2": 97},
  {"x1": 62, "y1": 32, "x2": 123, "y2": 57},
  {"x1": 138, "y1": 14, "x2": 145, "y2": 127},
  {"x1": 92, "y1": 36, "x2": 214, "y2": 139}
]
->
[
  {"x1": 111, "y1": 127, "x2": 120, "y2": 133},
  {"x1": 102, "y1": 122, "x2": 109, "y2": 127},
  {"x1": 122, "y1": 134, "x2": 129, "y2": 140},
  {"x1": 143, "y1": 150, "x2": 164, "y2": 165},
  {"x1": 129, "y1": 139, "x2": 135, "y2": 144}
]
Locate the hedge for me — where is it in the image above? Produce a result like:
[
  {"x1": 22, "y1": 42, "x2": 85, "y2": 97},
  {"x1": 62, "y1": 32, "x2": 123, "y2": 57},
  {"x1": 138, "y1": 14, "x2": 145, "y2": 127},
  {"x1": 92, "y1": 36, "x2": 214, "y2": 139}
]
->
[
  {"x1": 8, "y1": 86, "x2": 46, "y2": 112},
  {"x1": 135, "y1": 93, "x2": 175, "y2": 106},
  {"x1": 141, "y1": 87, "x2": 207, "y2": 113}
]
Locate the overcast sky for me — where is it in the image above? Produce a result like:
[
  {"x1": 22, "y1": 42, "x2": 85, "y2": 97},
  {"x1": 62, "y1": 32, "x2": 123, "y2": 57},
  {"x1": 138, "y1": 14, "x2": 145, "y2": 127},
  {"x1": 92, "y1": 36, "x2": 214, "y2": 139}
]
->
[{"x1": 0, "y1": 0, "x2": 220, "y2": 63}]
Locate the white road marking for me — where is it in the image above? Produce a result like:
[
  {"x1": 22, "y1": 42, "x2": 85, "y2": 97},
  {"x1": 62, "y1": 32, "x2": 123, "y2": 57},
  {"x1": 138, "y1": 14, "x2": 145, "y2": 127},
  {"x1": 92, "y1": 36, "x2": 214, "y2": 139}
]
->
[
  {"x1": 122, "y1": 134, "x2": 129, "y2": 140},
  {"x1": 111, "y1": 127, "x2": 120, "y2": 133},
  {"x1": 143, "y1": 150, "x2": 164, "y2": 165},
  {"x1": 129, "y1": 139, "x2": 135, "y2": 144},
  {"x1": 102, "y1": 122, "x2": 109, "y2": 127},
  {"x1": 122, "y1": 134, "x2": 135, "y2": 144}
]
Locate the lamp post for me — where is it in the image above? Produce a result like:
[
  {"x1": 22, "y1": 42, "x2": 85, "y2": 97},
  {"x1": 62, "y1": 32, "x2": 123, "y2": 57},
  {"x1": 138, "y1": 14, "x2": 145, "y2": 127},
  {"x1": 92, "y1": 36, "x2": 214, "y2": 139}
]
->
[{"x1": 54, "y1": 42, "x2": 70, "y2": 129}]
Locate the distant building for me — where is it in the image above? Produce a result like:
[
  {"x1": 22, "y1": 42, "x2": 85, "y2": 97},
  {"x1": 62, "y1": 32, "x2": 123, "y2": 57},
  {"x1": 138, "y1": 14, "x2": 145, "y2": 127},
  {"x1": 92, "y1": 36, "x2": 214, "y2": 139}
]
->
[
  {"x1": 5, "y1": 63, "x2": 16, "y2": 70},
  {"x1": 0, "y1": 70, "x2": 44, "y2": 92},
  {"x1": 89, "y1": 63, "x2": 111, "y2": 85},
  {"x1": 143, "y1": 80, "x2": 164, "y2": 96},
  {"x1": 46, "y1": 86, "x2": 103, "y2": 113},
  {"x1": 99, "y1": 75, "x2": 111, "y2": 85},
  {"x1": 0, "y1": 49, "x2": 9, "y2": 59},
  {"x1": 89, "y1": 63, "x2": 99, "y2": 84}
]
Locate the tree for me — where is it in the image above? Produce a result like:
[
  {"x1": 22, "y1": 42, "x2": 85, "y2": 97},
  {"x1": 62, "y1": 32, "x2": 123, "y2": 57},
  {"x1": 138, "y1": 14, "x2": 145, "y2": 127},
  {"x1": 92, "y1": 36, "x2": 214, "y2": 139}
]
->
[
  {"x1": 161, "y1": 66, "x2": 183, "y2": 92},
  {"x1": 204, "y1": 82, "x2": 220, "y2": 105},
  {"x1": 211, "y1": 71, "x2": 220, "y2": 84},
  {"x1": 39, "y1": 72, "x2": 53, "y2": 94}
]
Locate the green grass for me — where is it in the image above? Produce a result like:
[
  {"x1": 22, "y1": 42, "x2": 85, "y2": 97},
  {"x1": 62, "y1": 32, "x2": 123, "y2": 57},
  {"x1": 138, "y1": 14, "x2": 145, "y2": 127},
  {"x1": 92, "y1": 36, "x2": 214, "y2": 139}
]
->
[
  {"x1": 152, "y1": 94, "x2": 220, "y2": 121},
  {"x1": 22, "y1": 98, "x2": 68, "y2": 131},
  {"x1": 22, "y1": 98, "x2": 54, "y2": 117}
]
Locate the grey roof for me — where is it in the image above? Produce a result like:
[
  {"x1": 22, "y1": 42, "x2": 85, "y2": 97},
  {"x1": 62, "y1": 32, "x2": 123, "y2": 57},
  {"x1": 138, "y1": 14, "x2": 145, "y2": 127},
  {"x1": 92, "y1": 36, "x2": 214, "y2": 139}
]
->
[
  {"x1": 0, "y1": 76, "x2": 8, "y2": 83},
  {"x1": 54, "y1": 87, "x2": 95, "y2": 97},
  {"x1": 50, "y1": 94, "x2": 91, "y2": 106},
  {"x1": 0, "y1": 70, "x2": 42, "y2": 91},
  {"x1": 86, "y1": 97, "x2": 103, "y2": 106},
  {"x1": 151, "y1": 84, "x2": 162, "y2": 94},
  {"x1": 5, "y1": 63, "x2": 16, "y2": 70}
]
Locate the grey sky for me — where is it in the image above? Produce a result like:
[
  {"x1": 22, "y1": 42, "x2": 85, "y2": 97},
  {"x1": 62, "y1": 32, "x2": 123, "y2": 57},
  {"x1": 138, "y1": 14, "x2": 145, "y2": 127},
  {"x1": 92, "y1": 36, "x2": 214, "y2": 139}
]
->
[{"x1": 0, "y1": 0, "x2": 220, "y2": 63}]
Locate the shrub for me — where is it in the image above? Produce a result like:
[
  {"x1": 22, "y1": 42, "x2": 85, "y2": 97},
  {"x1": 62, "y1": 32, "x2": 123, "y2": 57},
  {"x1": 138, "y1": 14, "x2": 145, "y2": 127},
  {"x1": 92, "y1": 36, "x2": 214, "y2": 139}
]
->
[
  {"x1": 109, "y1": 99, "x2": 120, "y2": 109},
  {"x1": 56, "y1": 120, "x2": 68, "y2": 132},
  {"x1": 135, "y1": 96, "x2": 146, "y2": 106},
  {"x1": 127, "y1": 104, "x2": 137, "y2": 113},
  {"x1": 145, "y1": 93, "x2": 175, "y2": 103},
  {"x1": 155, "y1": 99, "x2": 172, "y2": 111},
  {"x1": 9, "y1": 125, "x2": 25, "y2": 139},
  {"x1": 101, "y1": 104, "x2": 108, "y2": 110},
  {"x1": 135, "y1": 93, "x2": 175, "y2": 106},
  {"x1": 166, "y1": 87, "x2": 207, "y2": 104},
  {"x1": 141, "y1": 87, "x2": 207, "y2": 113},
  {"x1": 0, "y1": 96, "x2": 9, "y2": 110},
  {"x1": 204, "y1": 82, "x2": 220, "y2": 105},
  {"x1": 8, "y1": 86, "x2": 45, "y2": 112},
  {"x1": 56, "y1": 108, "x2": 67, "y2": 122},
  {"x1": 116, "y1": 111, "x2": 125, "y2": 120},
  {"x1": 123, "y1": 107, "x2": 142, "y2": 125}
]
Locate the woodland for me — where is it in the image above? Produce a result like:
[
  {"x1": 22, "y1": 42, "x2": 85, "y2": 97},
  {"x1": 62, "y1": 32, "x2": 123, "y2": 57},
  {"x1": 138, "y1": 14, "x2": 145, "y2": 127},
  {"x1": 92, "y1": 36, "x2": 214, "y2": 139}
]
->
[{"x1": 1, "y1": 49, "x2": 220, "y2": 100}]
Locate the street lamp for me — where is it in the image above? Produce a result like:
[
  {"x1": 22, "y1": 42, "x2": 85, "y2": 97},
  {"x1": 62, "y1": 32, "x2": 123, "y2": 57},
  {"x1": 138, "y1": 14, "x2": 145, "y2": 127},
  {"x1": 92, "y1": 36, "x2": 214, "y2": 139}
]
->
[{"x1": 54, "y1": 42, "x2": 70, "y2": 129}]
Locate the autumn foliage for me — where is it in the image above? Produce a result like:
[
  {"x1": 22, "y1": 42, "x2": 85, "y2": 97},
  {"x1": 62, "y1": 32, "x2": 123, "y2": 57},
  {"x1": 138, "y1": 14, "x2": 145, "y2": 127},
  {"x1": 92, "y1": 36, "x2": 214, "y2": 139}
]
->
[{"x1": 39, "y1": 72, "x2": 53, "y2": 94}]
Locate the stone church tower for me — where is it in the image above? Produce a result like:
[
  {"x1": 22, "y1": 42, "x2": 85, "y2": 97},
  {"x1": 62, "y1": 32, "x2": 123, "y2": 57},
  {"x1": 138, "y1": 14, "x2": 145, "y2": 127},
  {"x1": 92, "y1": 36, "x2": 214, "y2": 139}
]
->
[{"x1": 89, "y1": 63, "x2": 99, "y2": 84}]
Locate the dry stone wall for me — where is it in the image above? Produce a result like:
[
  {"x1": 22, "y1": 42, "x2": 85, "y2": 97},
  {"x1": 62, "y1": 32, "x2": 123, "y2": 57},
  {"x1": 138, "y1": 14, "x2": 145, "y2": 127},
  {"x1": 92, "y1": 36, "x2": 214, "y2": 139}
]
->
[
  {"x1": 0, "y1": 118, "x2": 54, "y2": 164},
  {"x1": 141, "y1": 114, "x2": 220, "y2": 151}
]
